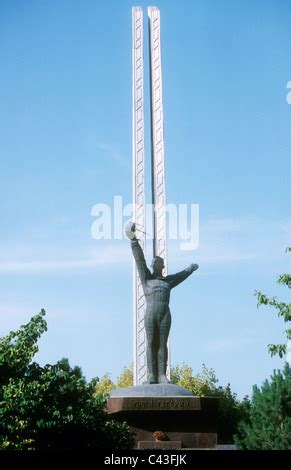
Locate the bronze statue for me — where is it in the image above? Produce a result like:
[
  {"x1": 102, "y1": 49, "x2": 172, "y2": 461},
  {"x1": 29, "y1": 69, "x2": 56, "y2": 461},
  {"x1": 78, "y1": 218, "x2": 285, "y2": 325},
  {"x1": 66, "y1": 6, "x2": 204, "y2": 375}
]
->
[{"x1": 126, "y1": 222, "x2": 198, "y2": 384}]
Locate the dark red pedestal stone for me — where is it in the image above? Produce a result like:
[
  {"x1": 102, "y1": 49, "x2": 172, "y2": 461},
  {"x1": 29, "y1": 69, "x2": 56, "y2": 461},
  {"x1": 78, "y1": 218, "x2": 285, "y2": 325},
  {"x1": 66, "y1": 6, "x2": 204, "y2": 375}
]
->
[{"x1": 107, "y1": 396, "x2": 218, "y2": 449}]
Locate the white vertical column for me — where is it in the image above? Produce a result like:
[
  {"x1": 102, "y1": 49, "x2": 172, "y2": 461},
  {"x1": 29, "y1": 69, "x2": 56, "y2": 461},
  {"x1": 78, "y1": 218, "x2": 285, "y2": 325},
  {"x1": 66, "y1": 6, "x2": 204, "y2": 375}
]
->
[
  {"x1": 148, "y1": 6, "x2": 167, "y2": 272},
  {"x1": 148, "y1": 6, "x2": 170, "y2": 377},
  {"x1": 132, "y1": 6, "x2": 147, "y2": 386}
]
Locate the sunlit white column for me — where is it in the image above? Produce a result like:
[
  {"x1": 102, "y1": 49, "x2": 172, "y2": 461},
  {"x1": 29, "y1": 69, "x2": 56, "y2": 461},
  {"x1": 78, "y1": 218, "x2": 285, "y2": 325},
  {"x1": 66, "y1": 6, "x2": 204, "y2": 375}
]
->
[{"x1": 132, "y1": 6, "x2": 147, "y2": 386}]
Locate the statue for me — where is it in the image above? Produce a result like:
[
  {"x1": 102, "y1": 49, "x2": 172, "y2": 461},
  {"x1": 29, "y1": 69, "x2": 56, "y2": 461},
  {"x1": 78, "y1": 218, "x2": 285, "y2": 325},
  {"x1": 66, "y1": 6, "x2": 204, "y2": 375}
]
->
[{"x1": 125, "y1": 222, "x2": 199, "y2": 384}]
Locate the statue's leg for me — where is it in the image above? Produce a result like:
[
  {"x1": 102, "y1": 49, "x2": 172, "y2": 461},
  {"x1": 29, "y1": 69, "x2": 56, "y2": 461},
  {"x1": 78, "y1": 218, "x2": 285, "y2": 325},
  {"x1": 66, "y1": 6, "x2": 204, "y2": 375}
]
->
[
  {"x1": 157, "y1": 309, "x2": 171, "y2": 384},
  {"x1": 145, "y1": 312, "x2": 158, "y2": 383}
]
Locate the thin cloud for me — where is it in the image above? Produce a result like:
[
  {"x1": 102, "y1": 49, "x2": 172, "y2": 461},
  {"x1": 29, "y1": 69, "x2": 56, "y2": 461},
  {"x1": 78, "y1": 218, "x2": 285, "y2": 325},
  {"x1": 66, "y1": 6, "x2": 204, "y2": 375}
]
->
[
  {"x1": 0, "y1": 244, "x2": 130, "y2": 274},
  {"x1": 168, "y1": 215, "x2": 291, "y2": 268},
  {"x1": 96, "y1": 142, "x2": 129, "y2": 168},
  {"x1": 0, "y1": 305, "x2": 37, "y2": 335},
  {"x1": 204, "y1": 337, "x2": 255, "y2": 353},
  {"x1": 0, "y1": 216, "x2": 290, "y2": 274}
]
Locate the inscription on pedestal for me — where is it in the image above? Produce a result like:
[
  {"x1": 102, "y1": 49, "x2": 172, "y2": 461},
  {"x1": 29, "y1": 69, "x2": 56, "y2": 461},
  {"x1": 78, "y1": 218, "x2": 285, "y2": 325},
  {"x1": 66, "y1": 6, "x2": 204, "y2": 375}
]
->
[
  {"x1": 133, "y1": 399, "x2": 193, "y2": 410},
  {"x1": 107, "y1": 396, "x2": 201, "y2": 414}
]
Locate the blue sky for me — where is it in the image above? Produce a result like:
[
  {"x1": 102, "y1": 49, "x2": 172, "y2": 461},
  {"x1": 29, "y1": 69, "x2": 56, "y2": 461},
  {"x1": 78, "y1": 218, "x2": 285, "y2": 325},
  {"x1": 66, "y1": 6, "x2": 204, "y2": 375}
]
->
[{"x1": 0, "y1": 0, "x2": 290, "y2": 398}]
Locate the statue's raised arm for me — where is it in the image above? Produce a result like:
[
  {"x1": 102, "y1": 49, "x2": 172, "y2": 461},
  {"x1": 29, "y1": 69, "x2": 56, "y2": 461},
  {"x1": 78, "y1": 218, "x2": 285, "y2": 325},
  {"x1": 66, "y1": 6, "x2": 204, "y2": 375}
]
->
[{"x1": 125, "y1": 222, "x2": 151, "y2": 285}]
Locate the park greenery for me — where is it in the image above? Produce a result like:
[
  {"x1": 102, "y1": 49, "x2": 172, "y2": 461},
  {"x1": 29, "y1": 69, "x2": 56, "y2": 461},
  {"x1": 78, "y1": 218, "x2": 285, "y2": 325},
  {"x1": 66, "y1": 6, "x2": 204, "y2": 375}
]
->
[
  {"x1": 234, "y1": 365, "x2": 291, "y2": 449},
  {"x1": 234, "y1": 248, "x2": 291, "y2": 449},
  {"x1": 1, "y1": 248, "x2": 290, "y2": 451},
  {"x1": 0, "y1": 310, "x2": 134, "y2": 450},
  {"x1": 255, "y1": 247, "x2": 291, "y2": 358}
]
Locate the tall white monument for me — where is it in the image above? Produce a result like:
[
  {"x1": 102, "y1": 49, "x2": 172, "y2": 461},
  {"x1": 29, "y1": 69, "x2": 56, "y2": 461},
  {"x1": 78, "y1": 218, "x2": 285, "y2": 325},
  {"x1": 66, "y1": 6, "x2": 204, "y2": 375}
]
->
[{"x1": 132, "y1": 6, "x2": 168, "y2": 386}]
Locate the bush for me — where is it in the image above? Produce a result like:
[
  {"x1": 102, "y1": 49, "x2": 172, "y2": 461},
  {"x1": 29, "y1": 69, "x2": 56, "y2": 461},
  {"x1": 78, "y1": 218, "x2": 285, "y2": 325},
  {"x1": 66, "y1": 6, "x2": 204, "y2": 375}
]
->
[
  {"x1": 0, "y1": 311, "x2": 134, "y2": 450},
  {"x1": 171, "y1": 363, "x2": 250, "y2": 444},
  {"x1": 234, "y1": 365, "x2": 291, "y2": 450}
]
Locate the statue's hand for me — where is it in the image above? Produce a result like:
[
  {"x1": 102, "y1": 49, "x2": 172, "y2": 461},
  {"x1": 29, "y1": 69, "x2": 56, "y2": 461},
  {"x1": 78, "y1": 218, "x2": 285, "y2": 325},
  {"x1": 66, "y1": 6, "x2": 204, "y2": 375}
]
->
[
  {"x1": 125, "y1": 221, "x2": 137, "y2": 240},
  {"x1": 189, "y1": 263, "x2": 199, "y2": 272}
]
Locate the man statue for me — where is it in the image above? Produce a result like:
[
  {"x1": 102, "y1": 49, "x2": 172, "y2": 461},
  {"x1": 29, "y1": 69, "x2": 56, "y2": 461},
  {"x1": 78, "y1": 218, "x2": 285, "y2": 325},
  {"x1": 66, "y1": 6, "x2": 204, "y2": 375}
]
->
[{"x1": 125, "y1": 222, "x2": 199, "y2": 384}]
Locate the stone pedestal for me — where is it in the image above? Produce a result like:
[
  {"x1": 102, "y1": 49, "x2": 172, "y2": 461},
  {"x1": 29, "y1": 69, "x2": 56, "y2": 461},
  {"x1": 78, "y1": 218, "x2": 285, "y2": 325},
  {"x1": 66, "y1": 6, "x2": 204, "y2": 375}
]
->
[{"x1": 107, "y1": 385, "x2": 218, "y2": 449}]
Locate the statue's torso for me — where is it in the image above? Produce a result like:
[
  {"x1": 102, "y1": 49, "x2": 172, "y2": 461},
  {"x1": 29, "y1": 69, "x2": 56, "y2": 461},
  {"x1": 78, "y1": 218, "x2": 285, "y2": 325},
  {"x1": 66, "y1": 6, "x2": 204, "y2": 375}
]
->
[{"x1": 143, "y1": 278, "x2": 171, "y2": 306}]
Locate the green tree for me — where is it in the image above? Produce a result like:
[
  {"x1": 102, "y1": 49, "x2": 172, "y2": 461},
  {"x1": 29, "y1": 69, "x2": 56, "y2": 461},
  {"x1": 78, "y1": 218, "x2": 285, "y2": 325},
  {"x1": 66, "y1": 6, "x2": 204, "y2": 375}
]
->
[
  {"x1": 171, "y1": 363, "x2": 218, "y2": 396},
  {"x1": 234, "y1": 249, "x2": 291, "y2": 449},
  {"x1": 170, "y1": 363, "x2": 250, "y2": 444},
  {"x1": 94, "y1": 372, "x2": 115, "y2": 396},
  {"x1": 93, "y1": 365, "x2": 134, "y2": 396},
  {"x1": 116, "y1": 365, "x2": 133, "y2": 388},
  {"x1": 255, "y1": 248, "x2": 291, "y2": 358},
  {"x1": 0, "y1": 309, "x2": 47, "y2": 385},
  {"x1": 234, "y1": 365, "x2": 291, "y2": 449},
  {"x1": 0, "y1": 311, "x2": 134, "y2": 450}
]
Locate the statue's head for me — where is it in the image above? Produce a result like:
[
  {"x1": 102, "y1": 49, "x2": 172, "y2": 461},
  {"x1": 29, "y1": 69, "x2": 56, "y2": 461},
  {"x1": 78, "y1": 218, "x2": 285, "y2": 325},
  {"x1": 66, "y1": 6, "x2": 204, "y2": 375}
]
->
[{"x1": 151, "y1": 256, "x2": 164, "y2": 276}]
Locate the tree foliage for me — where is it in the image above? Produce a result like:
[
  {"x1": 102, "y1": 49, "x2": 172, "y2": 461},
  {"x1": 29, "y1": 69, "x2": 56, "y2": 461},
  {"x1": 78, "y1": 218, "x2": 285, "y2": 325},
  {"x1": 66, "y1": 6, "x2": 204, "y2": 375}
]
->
[
  {"x1": 171, "y1": 363, "x2": 218, "y2": 396},
  {"x1": 93, "y1": 372, "x2": 115, "y2": 396},
  {"x1": 0, "y1": 311, "x2": 134, "y2": 450},
  {"x1": 94, "y1": 365, "x2": 134, "y2": 396},
  {"x1": 116, "y1": 365, "x2": 134, "y2": 389},
  {"x1": 235, "y1": 249, "x2": 291, "y2": 449},
  {"x1": 255, "y1": 249, "x2": 291, "y2": 358},
  {"x1": 170, "y1": 363, "x2": 250, "y2": 444},
  {"x1": 235, "y1": 365, "x2": 291, "y2": 449},
  {"x1": 0, "y1": 309, "x2": 47, "y2": 385}
]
